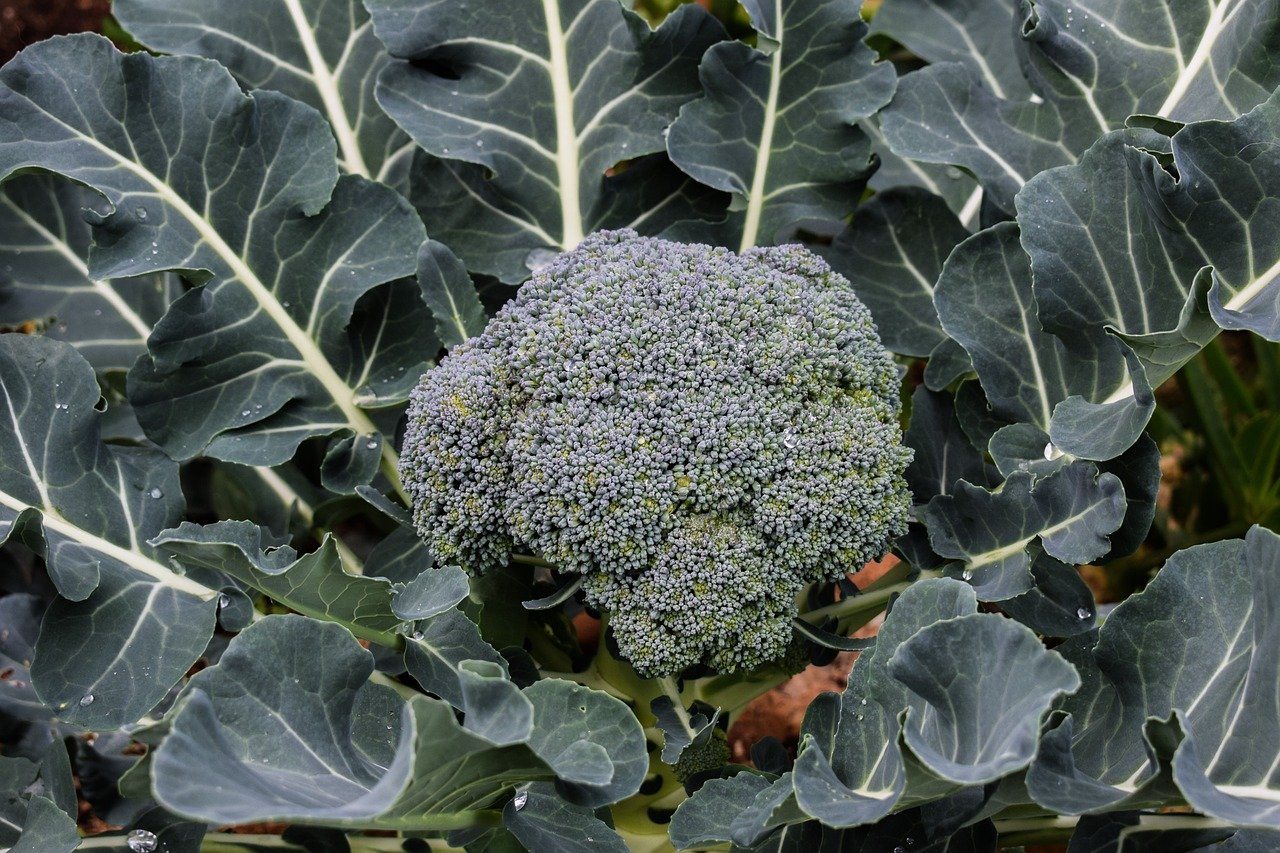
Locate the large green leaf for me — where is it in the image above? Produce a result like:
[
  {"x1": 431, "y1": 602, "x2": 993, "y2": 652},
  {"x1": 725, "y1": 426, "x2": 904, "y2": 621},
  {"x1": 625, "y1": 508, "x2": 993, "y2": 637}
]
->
[
  {"x1": 869, "y1": 0, "x2": 1029, "y2": 102},
  {"x1": 1028, "y1": 527, "x2": 1280, "y2": 828},
  {"x1": 153, "y1": 615, "x2": 646, "y2": 828},
  {"x1": 152, "y1": 520, "x2": 404, "y2": 647},
  {"x1": 1017, "y1": 91, "x2": 1280, "y2": 458},
  {"x1": 0, "y1": 35, "x2": 433, "y2": 483},
  {"x1": 665, "y1": 0, "x2": 895, "y2": 250},
  {"x1": 889, "y1": 612, "x2": 1080, "y2": 784},
  {"x1": 683, "y1": 580, "x2": 1081, "y2": 840},
  {"x1": 368, "y1": 0, "x2": 724, "y2": 280},
  {"x1": 824, "y1": 188, "x2": 970, "y2": 357},
  {"x1": 0, "y1": 335, "x2": 217, "y2": 728},
  {"x1": 922, "y1": 462, "x2": 1126, "y2": 599},
  {"x1": 880, "y1": 0, "x2": 1280, "y2": 211},
  {"x1": 114, "y1": 0, "x2": 415, "y2": 187},
  {"x1": 934, "y1": 223, "x2": 1122, "y2": 434},
  {"x1": 0, "y1": 174, "x2": 175, "y2": 373}
]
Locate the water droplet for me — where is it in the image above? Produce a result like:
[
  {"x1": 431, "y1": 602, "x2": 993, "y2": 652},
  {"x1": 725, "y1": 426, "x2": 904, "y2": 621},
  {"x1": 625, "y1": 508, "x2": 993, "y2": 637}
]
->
[
  {"x1": 893, "y1": 846, "x2": 905, "y2": 853},
  {"x1": 860, "y1": 698, "x2": 868, "y2": 705},
  {"x1": 513, "y1": 791, "x2": 528, "y2": 811},
  {"x1": 366, "y1": 438, "x2": 379, "y2": 450},
  {"x1": 411, "y1": 631, "x2": 424, "y2": 641},
  {"x1": 442, "y1": 146, "x2": 450, "y2": 154},
  {"x1": 1077, "y1": 607, "x2": 1092, "y2": 620},
  {"x1": 148, "y1": 487, "x2": 163, "y2": 499},
  {"x1": 962, "y1": 568, "x2": 974, "y2": 581},
  {"x1": 782, "y1": 428, "x2": 799, "y2": 449},
  {"x1": 1043, "y1": 442, "x2": 1060, "y2": 460},
  {"x1": 127, "y1": 829, "x2": 158, "y2": 853},
  {"x1": 79, "y1": 694, "x2": 94, "y2": 706},
  {"x1": 218, "y1": 593, "x2": 230, "y2": 610},
  {"x1": 135, "y1": 207, "x2": 148, "y2": 221},
  {"x1": 945, "y1": 166, "x2": 964, "y2": 180},
  {"x1": 856, "y1": 713, "x2": 864, "y2": 721},
  {"x1": 241, "y1": 410, "x2": 251, "y2": 417}
]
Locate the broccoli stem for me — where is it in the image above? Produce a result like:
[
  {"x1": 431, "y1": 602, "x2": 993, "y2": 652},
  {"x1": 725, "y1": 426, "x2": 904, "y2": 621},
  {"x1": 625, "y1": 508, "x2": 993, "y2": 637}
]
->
[{"x1": 657, "y1": 676, "x2": 697, "y2": 740}]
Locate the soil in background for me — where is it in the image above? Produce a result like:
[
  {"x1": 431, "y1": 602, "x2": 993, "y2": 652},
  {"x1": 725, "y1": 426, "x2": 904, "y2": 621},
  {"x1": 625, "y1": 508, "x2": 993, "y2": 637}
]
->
[{"x1": 0, "y1": 0, "x2": 109, "y2": 64}]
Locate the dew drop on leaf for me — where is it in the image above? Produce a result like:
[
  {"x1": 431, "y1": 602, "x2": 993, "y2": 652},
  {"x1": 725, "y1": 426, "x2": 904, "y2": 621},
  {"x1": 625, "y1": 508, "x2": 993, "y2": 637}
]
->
[
  {"x1": 962, "y1": 568, "x2": 973, "y2": 581},
  {"x1": 512, "y1": 791, "x2": 528, "y2": 811},
  {"x1": 149, "y1": 488, "x2": 163, "y2": 499},
  {"x1": 127, "y1": 828, "x2": 159, "y2": 852},
  {"x1": 135, "y1": 207, "x2": 148, "y2": 221},
  {"x1": 1077, "y1": 607, "x2": 1092, "y2": 620},
  {"x1": 79, "y1": 693, "x2": 94, "y2": 706},
  {"x1": 366, "y1": 438, "x2": 379, "y2": 450},
  {"x1": 782, "y1": 428, "x2": 798, "y2": 449}
]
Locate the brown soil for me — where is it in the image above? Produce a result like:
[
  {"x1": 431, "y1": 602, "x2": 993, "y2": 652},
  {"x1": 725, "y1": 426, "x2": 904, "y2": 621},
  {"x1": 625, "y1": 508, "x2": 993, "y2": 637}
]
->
[
  {"x1": 728, "y1": 556, "x2": 899, "y2": 762},
  {"x1": 0, "y1": 0, "x2": 109, "y2": 64}
]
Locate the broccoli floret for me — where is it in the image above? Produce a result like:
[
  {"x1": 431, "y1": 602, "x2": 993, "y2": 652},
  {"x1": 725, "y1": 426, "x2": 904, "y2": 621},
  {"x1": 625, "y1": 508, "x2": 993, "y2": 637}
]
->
[
  {"x1": 400, "y1": 230, "x2": 912, "y2": 676},
  {"x1": 674, "y1": 727, "x2": 729, "y2": 783}
]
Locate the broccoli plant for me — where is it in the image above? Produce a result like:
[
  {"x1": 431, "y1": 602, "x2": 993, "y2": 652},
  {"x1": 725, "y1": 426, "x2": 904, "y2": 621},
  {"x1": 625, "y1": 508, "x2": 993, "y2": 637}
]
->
[{"x1": 0, "y1": 0, "x2": 1278, "y2": 851}]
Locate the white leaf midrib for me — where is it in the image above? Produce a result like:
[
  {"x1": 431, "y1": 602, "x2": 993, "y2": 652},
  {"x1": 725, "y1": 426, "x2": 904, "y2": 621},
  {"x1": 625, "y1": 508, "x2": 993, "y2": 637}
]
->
[
  {"x1": 14, "y1": 92, "x2": 396, "y2": 473},
  {"x1": 541, "y1": 0, "x2": 584, "y2": 249},
  {"x1": 738, "y1": 0, "x2": 785, "y2": 252},
  {"x1": 0, "y1": 487, "x2": 214, "y2": 598},
  {"x1": 282, "y1": 0, "x2": 370, "y2": 178},
  {"x1": 1157, "y1": 0, "x2": 1241, "y2": 117}
]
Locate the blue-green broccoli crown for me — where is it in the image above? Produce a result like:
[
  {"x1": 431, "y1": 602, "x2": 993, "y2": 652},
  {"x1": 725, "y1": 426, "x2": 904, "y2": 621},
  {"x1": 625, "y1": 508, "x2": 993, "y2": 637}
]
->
[{"x1": 400, "y1": 230, "x2": 912, "y2": 676}]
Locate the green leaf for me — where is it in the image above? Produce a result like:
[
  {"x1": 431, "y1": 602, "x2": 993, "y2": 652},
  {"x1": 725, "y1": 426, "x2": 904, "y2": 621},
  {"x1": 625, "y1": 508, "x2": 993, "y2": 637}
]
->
[
  {"x1": 922, "y1": 463, "x2": 1126, "y2": 599},
  {"x1": 417, "y1": 240, "x2": 488, "y2": 349},
  {"x1": 0, "y1": 174, "x2": 176, "y2": 373},
  {"x1": 791, "y1": 581, "x2": 977, "y2": 830},
  {"x1": 1026, "y1": 527, "x2": 1280, "y2": 825},
  {"x1": 404, "y1": 608, "x2": 508, "y2": 708},
  {"x1": 824, "y1": 188, "x2": 970, "y2": 357},
  {"x1": 7, "y1": 796, "x2": 80, "y2": 853},
  {"x1": 0, "y1": 335, "x2": 217, "y2": 728},
  {"x1": 671, "y1": 771, "x2": 775, "y2": 850},
  {"x1": 934, "y1": 223, "x2": 1121, "y2": 434},
  {"x1": 0, "y1": 35, "x2": 432, "y2": 481},
  {"x1": 881, "y1": 63, "x2": 1074, "y2": 213},
  {"x1": 0, "y1": 594, "x2": 48, "y2": 725},
  {"x1": 666, "y1": 0, "x2": 895, "y2": 250},
  {"x1": 1013, "y1": 93, "x2": 1280, "y2": 457},
  {"x1": 369, "y1": 0, "x2": 724, "y2": 278},
  {"x1": 393, "y1": 565, "x2": 470, "y2": 621},
  {"x1": 879, "y1": 0, "x2": 1280, "y2": 211},
  {"x1": 1000, "y1": 550, "x2": 1098, "y2": 637},
  {"x1": 114, "y1": 0, "x2": 415, "y2": 187},
  {"x1": 651, "y1": 694, "x2": 719, "y2": 764},
  {"x1": 903, "y1": 387, "x2": 997, "y2": 506},
  {"x1": 152, "y1": 521, "x2": 403, "y2": 647},
  {"x1": 869, "y1": 0, "x2": 1030, "y2": 102},
  {"x1": 154, "y1": 616, "x2": 645, "y2": 828},
  {"x1": 153, "y1": 615, "x2": 418, "y2": 825},
  {"x1": 502, "y1": 783, "x2": 628, "y2": 853},
  {"x1": 890, "y1": 613, "x2": 1080, "y2": 784}
]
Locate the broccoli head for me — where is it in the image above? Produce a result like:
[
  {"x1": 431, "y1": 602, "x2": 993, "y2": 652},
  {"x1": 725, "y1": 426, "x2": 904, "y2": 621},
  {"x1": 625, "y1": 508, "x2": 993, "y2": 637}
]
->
[{"x1": 400, "y1": 230, "x2": 912, "y2": 676}]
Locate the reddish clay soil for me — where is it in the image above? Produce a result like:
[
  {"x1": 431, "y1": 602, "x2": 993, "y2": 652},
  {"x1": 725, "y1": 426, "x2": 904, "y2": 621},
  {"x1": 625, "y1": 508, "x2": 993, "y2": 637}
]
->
[
  {"x1": 728, "y1": 555, "x2": 898, "y2": 761},
  {"x1": 0, "y1": 0, "x2": 109, "y2": 64}
]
